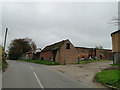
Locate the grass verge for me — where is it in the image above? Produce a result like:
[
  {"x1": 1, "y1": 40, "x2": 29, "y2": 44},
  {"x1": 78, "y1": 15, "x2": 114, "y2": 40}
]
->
[
  {"x1": 77, "y1": 60, "x2": 109, "y2": 64},
  {"x1": 110, "y1": 64, "x2": 120, "y2": 66},
  {"x1": 95, "y1": 69, "x2": 120, "y2": 89},
  {"x1": 18, "y1": 59, "x2": 60, "y2": 65},
  {"x1": 2, "y1": 61, "x2": 8, "y2": 72}
]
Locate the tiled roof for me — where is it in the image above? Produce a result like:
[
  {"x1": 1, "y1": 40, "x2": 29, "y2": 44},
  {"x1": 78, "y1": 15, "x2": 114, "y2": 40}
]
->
[
  {"x1": 75, "y1": 47, "x2": 90, "y2": 49},
  {"x1": 75, "y1": 47, "x2": 112, "y2": 51},
  {"x1": 41, "y1": 40, "x2": 67, "y2": 52},
  {"x1": 111, "y1": 30, "x2": 120, "y2": 36}
]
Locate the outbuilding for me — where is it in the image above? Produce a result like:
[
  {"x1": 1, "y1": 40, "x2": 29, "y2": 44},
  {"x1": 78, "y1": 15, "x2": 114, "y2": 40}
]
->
[
  {"x1": 40, "y1": 39, "x2": 78, "y2": 64},
  {"x1": 111, "y1": 30, "x2": 120, "y2": 64}
]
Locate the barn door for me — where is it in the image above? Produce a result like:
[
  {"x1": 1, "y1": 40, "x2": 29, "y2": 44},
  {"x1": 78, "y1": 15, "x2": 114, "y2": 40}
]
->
[
  {"x1": 52, "y1": 50, "x2": 57, "y2": 62},
  {"x1": 114, "y1": 53, "x2": 116, "y2": 64}
]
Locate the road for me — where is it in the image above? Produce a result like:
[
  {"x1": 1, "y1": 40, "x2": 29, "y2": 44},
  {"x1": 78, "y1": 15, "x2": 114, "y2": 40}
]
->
[{"x1": 3, "y1": 60, "x2": 94, "y2": 88}]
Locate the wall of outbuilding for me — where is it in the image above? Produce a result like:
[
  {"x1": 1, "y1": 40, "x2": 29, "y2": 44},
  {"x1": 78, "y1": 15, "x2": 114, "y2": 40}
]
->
[
  {"x1": 39, "y1": 51, "x2": 53, "y2": 61},
  {"x1": 55, "y1": 40, "x2": 78, "y2": 64}
]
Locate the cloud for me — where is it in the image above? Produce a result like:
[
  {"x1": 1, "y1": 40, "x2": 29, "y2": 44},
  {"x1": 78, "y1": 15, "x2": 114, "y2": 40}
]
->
[{"x1": 2, "y1": 2, "x2": 118, "y2": 50}]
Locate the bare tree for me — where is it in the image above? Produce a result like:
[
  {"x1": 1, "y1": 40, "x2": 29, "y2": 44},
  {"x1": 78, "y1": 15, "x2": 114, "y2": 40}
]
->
[{"x1": 112, "y1": 17, "x2": 120, "y2": 26}]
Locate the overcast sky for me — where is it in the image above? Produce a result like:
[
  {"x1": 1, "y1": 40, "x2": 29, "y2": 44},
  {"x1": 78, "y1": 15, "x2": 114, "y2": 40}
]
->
[{"x1": 1, "y1": 2, "x2": 118, "y2": 50}]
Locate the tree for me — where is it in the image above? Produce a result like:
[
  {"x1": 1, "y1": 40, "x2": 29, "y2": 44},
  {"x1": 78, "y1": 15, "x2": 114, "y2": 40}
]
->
[
  {"x1": 0, "y1": 46, "x2": 5, "y2": 62},
  {"x1": 24, "y1": 37, "x2": 36, "y2": 50},
  {"x1": 112, "y1": 17, "x2": 120, "y2": 26},
  {"x1": 8, "y1": 38, "x2": 36, "y2": 60}
]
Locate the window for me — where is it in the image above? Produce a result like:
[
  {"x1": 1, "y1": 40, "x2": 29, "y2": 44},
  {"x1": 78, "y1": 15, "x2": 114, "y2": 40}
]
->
[{"x1": 66, "y1": 43, "x2": 70, "y2": 49}]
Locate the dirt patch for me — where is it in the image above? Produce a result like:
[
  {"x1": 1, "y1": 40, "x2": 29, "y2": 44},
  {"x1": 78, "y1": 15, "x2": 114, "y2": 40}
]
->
[{"x1": 49, "y1": 61, "x2": 113, "y2": 88}]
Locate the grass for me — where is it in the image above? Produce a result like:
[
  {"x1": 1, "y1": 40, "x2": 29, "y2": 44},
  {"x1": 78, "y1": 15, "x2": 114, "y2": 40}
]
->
[
  {"x1": 18, "y1": 59, "x2": 60, "y2": 65},
  {"x1": 2, "y1": 61, "x2": 8, "y2": 71},
  {"x1": 110, "y1": 64, "x2": 120, "y2": 66},
  {"x1": 77, "y1": 59, "x2": 109, "y2": 64},
  {"x1": 95, "y1": 69, "x2": 120, "y2": 89}
]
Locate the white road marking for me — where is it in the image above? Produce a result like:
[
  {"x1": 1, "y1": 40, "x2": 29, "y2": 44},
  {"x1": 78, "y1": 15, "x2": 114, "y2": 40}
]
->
[
  {"x1": 29, "y1": 66, "x2": 34, "y2": 70},
  {"x1": 33, "y1": 72, "x2": 44, "y2": 88},
  {"x1": 29, "y1": 65, "x2": 44, "y2": 88}
]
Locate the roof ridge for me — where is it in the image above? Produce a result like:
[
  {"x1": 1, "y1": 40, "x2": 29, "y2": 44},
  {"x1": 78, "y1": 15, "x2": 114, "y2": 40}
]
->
[{"x1": 41, "y1": 39, "x2": 68, "y2": 52}]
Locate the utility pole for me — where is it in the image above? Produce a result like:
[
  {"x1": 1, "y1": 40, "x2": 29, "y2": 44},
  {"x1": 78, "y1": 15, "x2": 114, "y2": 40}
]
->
[{"x1": 4, "y1": 28, "x2": 8, "y2": 51}]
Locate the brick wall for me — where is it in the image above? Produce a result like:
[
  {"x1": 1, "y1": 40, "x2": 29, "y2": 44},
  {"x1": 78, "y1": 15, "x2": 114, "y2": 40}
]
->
[
  {"x1": 40, "y1": 51, "x2": 53, "y2": 61},
  {"x1": 39, "y1": 40, "x2": 113, "y2": 64},
  {"x1": 96, "y1": 49, "x2": 113, "y2": 60},
  {"x1": 76, "y1": 48, "x2": 89, "y2": 59},
  {"x1": 19, "y1": 53, "x2": 34, "y2": 60},
  {"x1": 112, "y1": 31, "x2": 120, "y2": 52},
  {"x1": 55, "y1": 40, "x2": 78, "y2": 64},
  {"x1": 76, "y1": 48, "x2": 113, "y2": 60}
]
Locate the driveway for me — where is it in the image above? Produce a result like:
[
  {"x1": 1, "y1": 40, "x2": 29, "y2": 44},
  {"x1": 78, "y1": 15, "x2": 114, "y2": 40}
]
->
[{"x1": 49, "y1": 61, "x2": 113, "y2": 88}]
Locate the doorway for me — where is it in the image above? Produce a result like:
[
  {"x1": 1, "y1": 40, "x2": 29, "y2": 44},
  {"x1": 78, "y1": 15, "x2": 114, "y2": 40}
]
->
[{"x1": 52, "y1": 50, "x2": 57, "y2": 62}]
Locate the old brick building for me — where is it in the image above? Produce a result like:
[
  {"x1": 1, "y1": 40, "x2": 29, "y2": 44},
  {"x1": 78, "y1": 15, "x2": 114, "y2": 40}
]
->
[
  {"x1": 111, "y1": 30, "x2": 120, "y2": 64},
  {"x1": 76, "y1": 47, "x2": 113, "y2": 60},
  {"x1": 76, "y1": 47, "x2": 89, "y2": 59},
  {"x1": 40, "y1": 39, "x2": 78, "y2": 64},
  {"x1": 20, "y1": 48, "x2": 41, "y2": 60},
  {"x1": 40, "y1": 39, "x2": 113, "y2": 64},
  {"x1": 96, "y1": 49, "x2": 113, "y2": 60}
]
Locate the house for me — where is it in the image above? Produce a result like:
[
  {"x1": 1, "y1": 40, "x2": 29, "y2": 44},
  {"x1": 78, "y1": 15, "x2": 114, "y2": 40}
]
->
[
  {"x1": 40, "y1": 39, "x2": 78, "y2": 64},
  {"x1": 20, "y1": 48, "x2": 41, "y2": 60},
  {"x1": 111, "y1": 30, "x2": 120, "y2": 64},
  {"x1": 40, "y1": 39, "x2": 113, "y2": 64}
]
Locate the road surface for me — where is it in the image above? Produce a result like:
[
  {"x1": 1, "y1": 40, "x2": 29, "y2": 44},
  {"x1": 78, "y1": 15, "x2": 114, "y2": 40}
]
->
[{"x1": 3, "y1": 60, "x2": 94, "y2": 88}]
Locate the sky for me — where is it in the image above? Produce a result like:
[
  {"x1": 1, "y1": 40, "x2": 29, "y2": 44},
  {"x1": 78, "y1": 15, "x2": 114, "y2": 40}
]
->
[{"x1": 1, "y1": 1, "x2": 118, "y2": 50}]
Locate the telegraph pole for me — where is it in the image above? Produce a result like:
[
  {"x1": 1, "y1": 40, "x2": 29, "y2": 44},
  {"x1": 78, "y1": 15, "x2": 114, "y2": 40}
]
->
[{"x1": 4, "y1": 28, "x2": 8, "y2": 51}]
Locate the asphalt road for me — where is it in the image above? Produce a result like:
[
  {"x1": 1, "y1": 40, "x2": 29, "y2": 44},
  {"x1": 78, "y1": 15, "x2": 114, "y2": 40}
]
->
[{"x1": 3, "y1": 60, "x2": 93, "y2": 88}]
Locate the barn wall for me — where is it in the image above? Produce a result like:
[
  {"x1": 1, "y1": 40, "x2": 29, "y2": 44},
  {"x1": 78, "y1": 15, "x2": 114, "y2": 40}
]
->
[
  {"x1": 40, "y1": 51, "x2": 53, "y2": 61},
  {"x1": 56, "y1": 40, "x2": 78, "y2": 64}
]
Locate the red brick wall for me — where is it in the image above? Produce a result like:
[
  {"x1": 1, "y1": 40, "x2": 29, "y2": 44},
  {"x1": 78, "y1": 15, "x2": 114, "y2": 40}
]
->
[
  {"x1": 76, "y1": 48, "x2": 113, "y2": 60},
  {"x1": 76, "y1": 48, "x2": 89, "y2": 59},
  {"x1": 40, "y1": 51, "x2": 53, "y2": 61},
  {"x1": 55, "y1": 40, "x2": 78, "y2": 64},
  {"x1": 96, "y1": 49, "x2": 113, "y2": 60}
]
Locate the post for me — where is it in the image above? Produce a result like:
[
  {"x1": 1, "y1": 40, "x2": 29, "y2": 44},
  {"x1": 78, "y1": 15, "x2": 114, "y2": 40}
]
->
[{"x1": 4, "y1": 28, "x2": 8, "y2": 51}]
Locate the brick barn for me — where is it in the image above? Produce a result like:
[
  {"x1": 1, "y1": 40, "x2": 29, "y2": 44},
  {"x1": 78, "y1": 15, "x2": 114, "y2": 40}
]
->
[
  {"x1": 40, "y1": 39, "x2": 78, "y2": 64},
  {"x1": 76, "y1": 47, "x2": 113, "y2": 60},
  {"x1": 96, "y1": 49, "x2": 113, "y2": 60},
  {"x1": 40, "y1": 39, "x2": 113, "y2": 64},
  {"x1": 19, "y1": 48, "x2": 41, "y2": 60}
]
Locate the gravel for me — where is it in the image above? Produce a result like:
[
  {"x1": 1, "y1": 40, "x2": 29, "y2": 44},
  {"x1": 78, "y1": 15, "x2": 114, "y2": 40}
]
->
[{"x1": 49, "y1": 61, "x2": 113, "y2": 88}]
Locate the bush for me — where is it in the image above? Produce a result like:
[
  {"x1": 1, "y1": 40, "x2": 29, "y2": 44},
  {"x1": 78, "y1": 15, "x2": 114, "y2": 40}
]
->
[
  {"x1": 0, "y1": 46, "x2": 8, "y2": 71},
  {"x1": 2, "y1": 62, "x2": 8, "y2": 71}
]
